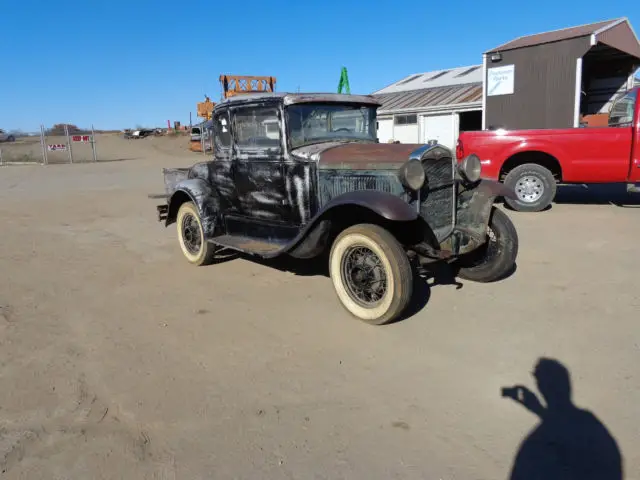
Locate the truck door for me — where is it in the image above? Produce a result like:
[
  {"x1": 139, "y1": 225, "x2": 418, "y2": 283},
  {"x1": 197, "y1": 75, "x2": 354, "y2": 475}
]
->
[
  {"x1": 615, "y1": 89, "x2": 640, "y2": 183},
  {"x1": 230, "y1": 104, "x2": 287, "y2": 223},
  {"x1": 608, "y1": 89, "x2": 639, "y2": 183}
]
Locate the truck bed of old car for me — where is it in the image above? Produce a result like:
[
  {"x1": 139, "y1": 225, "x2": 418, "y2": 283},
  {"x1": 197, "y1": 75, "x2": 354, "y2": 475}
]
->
[{"x1": 162, "y1": 167, "x2": 190, "y2": 195}]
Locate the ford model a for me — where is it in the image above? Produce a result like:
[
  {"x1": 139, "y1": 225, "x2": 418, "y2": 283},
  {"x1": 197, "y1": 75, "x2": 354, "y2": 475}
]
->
[{"x1": 153, "y1": 92, "x2": 519, "y2": 325}]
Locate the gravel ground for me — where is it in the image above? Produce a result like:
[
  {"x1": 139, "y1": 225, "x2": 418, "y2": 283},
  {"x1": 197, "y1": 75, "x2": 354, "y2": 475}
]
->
[{"x1": 0, "y1": 137, "x2": 638, "y2": 479}]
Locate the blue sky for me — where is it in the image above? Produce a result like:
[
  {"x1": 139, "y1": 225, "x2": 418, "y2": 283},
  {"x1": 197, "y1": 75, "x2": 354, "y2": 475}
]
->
[{"x1": 0, "y1": 0, "x2": 637, "y2": 131}]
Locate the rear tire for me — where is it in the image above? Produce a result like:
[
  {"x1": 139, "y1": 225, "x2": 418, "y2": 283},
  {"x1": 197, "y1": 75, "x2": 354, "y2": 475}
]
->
[
  {"x1": 329, "y1": 224, "x2": 413, "y2": 325},
  {"x1": 7, "y1": 135, "x2": 15, "y2": 142},
  {"x1": 176, "y1": 202, "x2": 217, "y2": 266},
  {"x1": 503, "y1": 163, "x2": 556, "y2": 212},
  {"x1": 456, "y1": 207, "x2": 518, "y2": 283}
]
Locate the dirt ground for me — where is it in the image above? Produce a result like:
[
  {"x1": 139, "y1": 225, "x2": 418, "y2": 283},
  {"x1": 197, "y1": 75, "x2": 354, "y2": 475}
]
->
[{"x1": 0, "y1": 136, "x2": 639, "y2": 479}]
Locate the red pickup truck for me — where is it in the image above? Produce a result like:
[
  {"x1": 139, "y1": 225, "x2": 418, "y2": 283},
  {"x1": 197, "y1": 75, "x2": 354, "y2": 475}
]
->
[{"x1": 456, "y1": 87, "x2": 640, "y2": 212}]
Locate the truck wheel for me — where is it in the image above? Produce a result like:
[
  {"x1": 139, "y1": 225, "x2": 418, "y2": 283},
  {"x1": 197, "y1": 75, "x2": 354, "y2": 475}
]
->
[
  {"x1": 456, "y1": 207, "x2": 518, "y2": 283},
  {"x1": 176, "y1": 202, "x2": 217, "y2": 266},
  {"x1": 503, "y1": 163, "x2": 556, "y2": 212},
  {"x1": 329, "y1": 224, "x2": 413, "y2": 325}
]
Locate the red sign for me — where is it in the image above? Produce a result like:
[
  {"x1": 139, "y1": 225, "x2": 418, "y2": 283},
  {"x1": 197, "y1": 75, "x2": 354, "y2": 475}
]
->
[{"x1": 72, "y1": 135, "x2": 91, "y2": 143}]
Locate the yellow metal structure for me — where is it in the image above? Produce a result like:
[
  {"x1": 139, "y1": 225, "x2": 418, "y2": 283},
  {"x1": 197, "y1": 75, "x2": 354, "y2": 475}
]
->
[
  {"x1": 197, "y1": 95, "x2": 215, "y2": 121},
  {"x1": 219, "y1": 75, "x2": 277, "y2": 98}
]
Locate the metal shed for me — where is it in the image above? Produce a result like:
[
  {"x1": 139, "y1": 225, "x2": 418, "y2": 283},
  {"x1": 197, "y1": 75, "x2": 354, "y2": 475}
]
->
[
  {"x1": 483, "y1": 17, "x2": 640, "y2": 130},
  {"x1": 372, "y1": 66, "x2": 483, "y2": 149}
]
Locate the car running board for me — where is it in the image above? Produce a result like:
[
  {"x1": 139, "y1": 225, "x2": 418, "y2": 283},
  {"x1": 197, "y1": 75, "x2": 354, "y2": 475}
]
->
[
  {"x1": 210, "y1": 234, "x2": 287, "y2": 258},
  {"x1": 626, "y1": 183, "x2": 640, "y2": 194}
]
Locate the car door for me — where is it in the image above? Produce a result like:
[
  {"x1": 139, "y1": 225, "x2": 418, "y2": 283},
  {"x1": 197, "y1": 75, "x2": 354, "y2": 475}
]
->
[
  {"x1": 209, "y1": 109, "x2": 240, "y2": 213},
  {"x1": 230, "y1": 104, "x2": 288, "y2": 224}
]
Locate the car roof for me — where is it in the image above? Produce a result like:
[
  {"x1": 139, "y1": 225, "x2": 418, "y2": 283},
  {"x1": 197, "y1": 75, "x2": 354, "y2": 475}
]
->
[{"x1": 215, "y1": 92, "x2": 381, "y2": 108}]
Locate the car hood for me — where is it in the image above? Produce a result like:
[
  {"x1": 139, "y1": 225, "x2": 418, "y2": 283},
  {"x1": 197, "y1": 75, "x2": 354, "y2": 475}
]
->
[{"x1": 292, "y1": 142, "x2": 425, "y2": 170}]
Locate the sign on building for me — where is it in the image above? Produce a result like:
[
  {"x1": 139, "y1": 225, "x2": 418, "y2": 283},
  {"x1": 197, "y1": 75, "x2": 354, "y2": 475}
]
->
[
  {"x1": 487, "y1": 65, "x2": 515, "y2": 96},
  {"x1": 47, "y1": 144, "x2": 67, "y2": 151}
]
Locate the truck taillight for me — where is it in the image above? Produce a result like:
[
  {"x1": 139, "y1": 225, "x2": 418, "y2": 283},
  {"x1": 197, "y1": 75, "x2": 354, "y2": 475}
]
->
[{"x1": 456, "y1": 138, "x2": 464, "y2": 160}]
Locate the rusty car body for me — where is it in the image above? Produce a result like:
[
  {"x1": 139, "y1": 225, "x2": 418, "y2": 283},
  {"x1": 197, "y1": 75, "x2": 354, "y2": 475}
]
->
[{"x1": 152, "y1": 92, "x2": 519, "y2": 325}]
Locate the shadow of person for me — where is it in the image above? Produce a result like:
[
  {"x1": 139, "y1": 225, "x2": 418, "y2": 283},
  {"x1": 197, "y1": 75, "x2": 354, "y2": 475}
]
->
[{"x1": 503, "y1": 358, "x2": 623, "y2": 480}]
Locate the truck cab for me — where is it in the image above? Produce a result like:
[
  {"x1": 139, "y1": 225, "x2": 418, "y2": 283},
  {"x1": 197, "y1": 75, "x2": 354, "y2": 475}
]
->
[{"x1": 456, "y1": 87, "x2": 640, "y2": 212}]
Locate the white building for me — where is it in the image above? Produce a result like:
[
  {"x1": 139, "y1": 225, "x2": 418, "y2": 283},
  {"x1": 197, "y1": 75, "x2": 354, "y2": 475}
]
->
[{"x1": 372, "y1": 65, "x2": 483, "y2": 149}]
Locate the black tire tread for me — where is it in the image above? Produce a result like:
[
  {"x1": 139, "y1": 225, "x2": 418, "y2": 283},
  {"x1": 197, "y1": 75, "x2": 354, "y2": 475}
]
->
[
  {"x1": 457, "y1": 207, "x2": 518, "y2": 283},
  {"x1": 503, "y1": 163, "x2": 557, "y2": 212}
]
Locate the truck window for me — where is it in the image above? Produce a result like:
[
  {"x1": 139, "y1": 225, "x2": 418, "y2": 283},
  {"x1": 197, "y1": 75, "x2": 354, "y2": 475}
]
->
[
  {"x1": 213, "y1": 111, "x2": 231, "y2": 150},
  {"x1": 233, "y1": 107, "x2": 281, "y2": 151},
  {"x1": 608, "y1": 91, "x2": 637, "y2": 127}
]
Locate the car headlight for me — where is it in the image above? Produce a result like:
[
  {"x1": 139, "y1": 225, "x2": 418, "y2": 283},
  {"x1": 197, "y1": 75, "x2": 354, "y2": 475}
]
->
[
  {"x1": 458, "y1": 154, "x2": 482, "y2": 183},
  {"x1": 398, "y1": 159, "x2": 426, "y2": 191}
]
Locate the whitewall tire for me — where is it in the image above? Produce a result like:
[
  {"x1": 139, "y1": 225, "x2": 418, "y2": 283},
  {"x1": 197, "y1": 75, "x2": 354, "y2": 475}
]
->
[{"x1": 329, "y1": 224, "x2": 413, "y2": 325}]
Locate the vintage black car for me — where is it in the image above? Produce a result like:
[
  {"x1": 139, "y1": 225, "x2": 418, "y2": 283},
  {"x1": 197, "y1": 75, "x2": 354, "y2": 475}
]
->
[{"x1": 152, "y1": 92, "x2": 519, "y2": 325}]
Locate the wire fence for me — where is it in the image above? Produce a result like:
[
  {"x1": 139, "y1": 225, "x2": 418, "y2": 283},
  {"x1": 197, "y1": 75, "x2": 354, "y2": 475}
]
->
[{"x1": 0, "y1": 124, "x2": 100, "y2": 166}]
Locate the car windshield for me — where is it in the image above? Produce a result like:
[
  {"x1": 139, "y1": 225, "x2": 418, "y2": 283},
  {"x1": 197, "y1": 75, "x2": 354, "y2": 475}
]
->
[{"x1": 286, "y1": 103, "x2": 376, "y2": 148}]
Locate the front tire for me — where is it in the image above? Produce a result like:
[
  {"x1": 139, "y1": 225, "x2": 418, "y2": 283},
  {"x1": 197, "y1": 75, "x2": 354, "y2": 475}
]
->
[
  {"x1": 176, "y1": 201, "x2": 217, "y2": 266},
  {"x1": 503, "y1": 163, "x2": 556, "y2": 212},
  {"x1": 329, "y1": 224, "x2": 413, "y2": 325},
  {"x1": 456, "y1": 207, "x2": 518, "y2": 283}
]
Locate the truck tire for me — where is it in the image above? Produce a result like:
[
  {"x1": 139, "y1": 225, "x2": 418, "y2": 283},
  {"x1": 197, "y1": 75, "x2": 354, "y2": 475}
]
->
[
  {"x1": 456, "y1": 207, "x2": 518, "y2": 283},
  {"x1": 329, "y1": 223, "x2": 413, "y2": 325},
  {"x1": 503, "y1": 163, "x2": 556, "y2": 212},
  {"x1": 176, "y1": 201, "x2": 217, "y2": 266}
]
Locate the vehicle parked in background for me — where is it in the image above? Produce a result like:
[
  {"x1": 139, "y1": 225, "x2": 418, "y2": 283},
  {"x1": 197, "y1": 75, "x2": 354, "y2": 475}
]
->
[
  {"x1": 456, "y1": 87, "x2": 640, "y2": 212},
  {"x1": 0, "y1": 129, "x2": 16, "y2": 142},
  {"x1": 151, "y1": 92, "x2": 519, "y2": 326}
]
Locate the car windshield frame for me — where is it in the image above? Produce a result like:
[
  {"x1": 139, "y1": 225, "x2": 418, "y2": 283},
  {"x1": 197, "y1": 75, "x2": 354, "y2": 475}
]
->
[{"x1": 285, "y1": 102, "x2": 377, "y2": 149}]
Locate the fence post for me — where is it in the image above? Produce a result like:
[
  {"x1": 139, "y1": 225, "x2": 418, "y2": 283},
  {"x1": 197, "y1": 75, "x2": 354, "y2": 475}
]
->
[
  {"x1": 91, "y1": 124, "x2": 98, "y2": 162},
  {"x1": 40, "y1": 125, "x2": 48, "y2": 165},
  {"x1": 64, "y1": 124, "x2": 73, "y2": 164},
  {"x1": 201, "y1": 126, "x2": 205, "y2": 156},
  {"x1": 0, "y1": 146, "x2": 3, "y2": 166}
]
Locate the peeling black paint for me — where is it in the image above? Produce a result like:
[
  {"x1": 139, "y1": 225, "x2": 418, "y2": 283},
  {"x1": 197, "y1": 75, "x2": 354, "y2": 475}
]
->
[{"x1": 154, "y1": 92, "x2": 510, "y2": 265}]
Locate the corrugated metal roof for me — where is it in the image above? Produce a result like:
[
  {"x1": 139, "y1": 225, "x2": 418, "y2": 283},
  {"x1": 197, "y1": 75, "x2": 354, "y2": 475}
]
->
[
  {"x1": 374, "y1": 65, "x2": 482, "y2": 95},
  {"x1": 374, "y1": 83, "x2": 482, "y2": 114},
  {"x1": 486, "y1": 18, "x2": 627, "y2": 53}
]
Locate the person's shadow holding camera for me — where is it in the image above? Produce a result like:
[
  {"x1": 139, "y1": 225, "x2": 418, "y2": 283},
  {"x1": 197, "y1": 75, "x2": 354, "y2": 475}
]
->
[{"x1": 502, "y1": 358, "x2": 622, "y2": 480}]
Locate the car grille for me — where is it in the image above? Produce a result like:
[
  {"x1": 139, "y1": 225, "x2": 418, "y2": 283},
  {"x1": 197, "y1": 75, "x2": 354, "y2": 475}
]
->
[{"x1": 419, "y1": 157, "x2": 455, "y2": 241}]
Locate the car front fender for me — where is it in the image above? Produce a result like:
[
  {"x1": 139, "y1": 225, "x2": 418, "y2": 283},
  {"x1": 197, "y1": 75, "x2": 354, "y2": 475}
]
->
[
  {"x1": 286, "y1": 190, "x2": 420, "y2": 259},
  {"x1": 321, "y1": 189, "x2": 419, "y2": 222}
]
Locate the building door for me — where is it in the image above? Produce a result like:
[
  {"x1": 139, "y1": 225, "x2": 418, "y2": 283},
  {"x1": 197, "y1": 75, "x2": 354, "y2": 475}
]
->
[
  {"x1": 376, "y1": 118, "x2": 393, "y2": 143},
  {"x1": 421, "y1": 113, "x2": 456, "y2": 149}
]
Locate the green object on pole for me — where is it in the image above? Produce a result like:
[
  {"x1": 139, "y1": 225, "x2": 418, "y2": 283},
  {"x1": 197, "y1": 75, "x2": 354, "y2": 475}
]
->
[{"x1": 338, "y1": 67, "x2": 350, "y2": 94}]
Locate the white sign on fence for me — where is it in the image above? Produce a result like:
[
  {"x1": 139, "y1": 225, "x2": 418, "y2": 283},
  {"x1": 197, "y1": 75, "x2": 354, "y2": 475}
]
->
[
  {"x1": 47, "y1": 144, "x2": 67, "y2": 151},
  {"x1": 487, "y1": 65, "x2": 515, "y2": 96}
]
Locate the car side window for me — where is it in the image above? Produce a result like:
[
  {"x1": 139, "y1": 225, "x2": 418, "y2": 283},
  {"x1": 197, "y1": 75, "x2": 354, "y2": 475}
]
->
[
  {"x1": 213, "y1": 111, "x2": 231, "y2": 151},
  {"x1": 233, "y1": 106, "x2": 281, "y2": 153},
  {"x1": 608, "y1": 91, "x2": 636, "y2": 127}
]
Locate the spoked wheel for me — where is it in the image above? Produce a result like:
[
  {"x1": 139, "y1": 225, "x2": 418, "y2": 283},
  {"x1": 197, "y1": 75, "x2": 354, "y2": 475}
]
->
[
  {"x1": 341, "y1": 245, "x2": 388, "y2": 307},
  {"x1": 176, "y1": 202, "x2": 218, "y2": 266},
  {"x1": 329, "y1": 224, "x2": 412, "y2": 325},
  {"x1": 456, "y1": 207, "x2": 518, "y2": 282}
]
